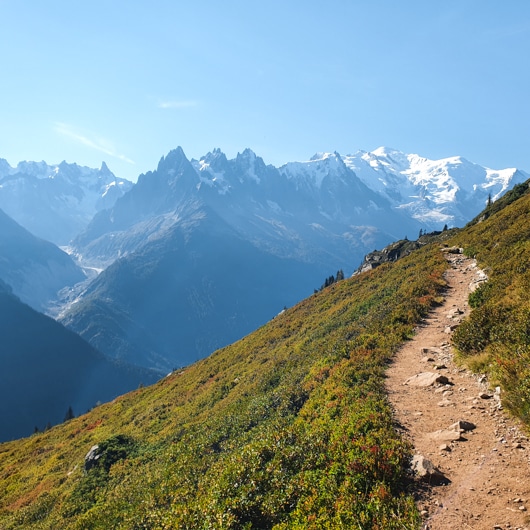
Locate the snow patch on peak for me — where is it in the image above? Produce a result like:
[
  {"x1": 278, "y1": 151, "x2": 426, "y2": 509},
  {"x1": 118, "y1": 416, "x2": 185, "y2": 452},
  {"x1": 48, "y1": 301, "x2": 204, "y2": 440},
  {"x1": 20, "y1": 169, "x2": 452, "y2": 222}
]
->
[
  {"x1": 309, "y1": 151, "x2": 342, "y2": 163},
  {"x1": 366, "y1": 147, "x2": 412, "y2": 172},
  {"x1": 193, "y1": 157, "x2": 230, "y2": 195},
  {"x1": 201, "y1": 148, "x2": 228, "y2": 166},
  {"x1": 482, "y1": 167, "x2": 521, "y2": 201}
]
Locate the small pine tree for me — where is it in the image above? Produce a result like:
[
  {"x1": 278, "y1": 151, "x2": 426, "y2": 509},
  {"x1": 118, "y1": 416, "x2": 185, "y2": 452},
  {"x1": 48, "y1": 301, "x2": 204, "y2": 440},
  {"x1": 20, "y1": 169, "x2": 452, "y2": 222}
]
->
[
  {"x1": 443, "y1": 224, "x2": 448, "y2": 232},
  {"x1": 336, "y1": 269, "x2": 345, "y2": 281},
  {"x1": 64, "y1": 406, "x2": 75, "y2": 422}
]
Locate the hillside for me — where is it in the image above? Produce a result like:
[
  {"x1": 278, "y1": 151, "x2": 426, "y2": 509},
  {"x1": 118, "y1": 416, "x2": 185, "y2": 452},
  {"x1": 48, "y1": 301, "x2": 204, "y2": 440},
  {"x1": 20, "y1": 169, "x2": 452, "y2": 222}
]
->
[
  {"x1": 1, "y1": 179, "x2": 529, "y2": 528},
  {"x1": 0, "y1": 208, "x2": 85, "y2": 312},
  {"x1": 0, "y1": 239, "x2": 448, "y2": 528},
  {"x1": 451, "y1": 180, "x2": 530, "y2": 420}
]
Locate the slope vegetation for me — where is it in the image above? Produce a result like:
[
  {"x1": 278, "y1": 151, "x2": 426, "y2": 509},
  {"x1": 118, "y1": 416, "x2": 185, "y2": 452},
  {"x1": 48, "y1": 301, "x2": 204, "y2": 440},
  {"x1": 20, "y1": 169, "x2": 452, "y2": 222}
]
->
[
  {"x1": 451, "y1": 180, "x2": 530, "y2": 421},
  {"x1": 0, "y1": 243, "x2": 448, "y2": 529}
]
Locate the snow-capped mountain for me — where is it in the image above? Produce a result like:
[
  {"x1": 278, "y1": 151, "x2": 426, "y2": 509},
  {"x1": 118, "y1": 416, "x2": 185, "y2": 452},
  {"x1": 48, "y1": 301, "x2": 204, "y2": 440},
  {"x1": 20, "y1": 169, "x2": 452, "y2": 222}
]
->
[
  {"x1": 18, "y1": 144, "x2": 528, "y2": 372},
  {"x1": 63, "y1": 146, "x2": 421, "y2": 370},
  {"x1": 0, "y1": 159, "x2": 132, "y2": 245},
  {"x1": 72, "y1": 147, "x2": 418, "y2": 270},
  {"x1": 342, "y1": 147, "x2": 529, "y2": 227}
]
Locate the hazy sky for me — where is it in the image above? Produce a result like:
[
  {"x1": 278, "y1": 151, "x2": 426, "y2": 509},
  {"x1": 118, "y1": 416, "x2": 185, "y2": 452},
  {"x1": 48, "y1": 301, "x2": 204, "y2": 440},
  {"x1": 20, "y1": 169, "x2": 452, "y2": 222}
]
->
[{"x1": 2, "y1": 1, "x2": 529, "y2": 181}]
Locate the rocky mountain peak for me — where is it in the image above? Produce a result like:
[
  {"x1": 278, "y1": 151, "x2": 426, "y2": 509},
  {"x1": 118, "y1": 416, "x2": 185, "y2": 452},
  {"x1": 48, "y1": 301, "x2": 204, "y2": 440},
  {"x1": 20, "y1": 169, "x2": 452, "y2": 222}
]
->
[
  {"x1": 199, "y1": 148, "x2": 229, "y2": 171},
  {"x1": 157, "y1": 146, "x2": 190, "y2": 173}
]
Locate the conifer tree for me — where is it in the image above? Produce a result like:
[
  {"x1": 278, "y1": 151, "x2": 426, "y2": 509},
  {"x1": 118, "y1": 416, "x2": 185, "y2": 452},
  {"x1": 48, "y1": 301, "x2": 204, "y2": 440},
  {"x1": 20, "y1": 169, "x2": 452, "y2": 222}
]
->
[{"x1": 64, "y1": 406, "x2": 75, "y2": 422}]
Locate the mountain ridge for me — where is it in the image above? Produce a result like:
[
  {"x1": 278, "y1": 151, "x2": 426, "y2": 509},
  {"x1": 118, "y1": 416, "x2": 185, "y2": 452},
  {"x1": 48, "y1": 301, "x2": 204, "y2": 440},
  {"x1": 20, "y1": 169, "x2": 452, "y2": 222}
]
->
[
  {"x1": 0, "y1": 285, "x2": 159, "y2": 442},
  {"x1": 342, "y1": 146, "x2": 528, "y2": 226},
  {"x1": 0, "y1": 158, "x2": 132, "y2": 245}
]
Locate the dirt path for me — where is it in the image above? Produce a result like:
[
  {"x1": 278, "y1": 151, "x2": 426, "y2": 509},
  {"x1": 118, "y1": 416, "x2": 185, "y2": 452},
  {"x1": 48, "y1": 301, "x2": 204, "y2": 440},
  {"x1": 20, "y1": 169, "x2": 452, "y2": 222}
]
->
[{"x1": 386, "y1": 249, "x2": 530, "y2": 530}]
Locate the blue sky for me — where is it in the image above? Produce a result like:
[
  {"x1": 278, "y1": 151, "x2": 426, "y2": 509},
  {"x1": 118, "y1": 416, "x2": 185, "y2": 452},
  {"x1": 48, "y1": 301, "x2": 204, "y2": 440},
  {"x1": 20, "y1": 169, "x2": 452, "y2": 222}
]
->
[{"x1": 1, "y1": 1, "x2": 529, "y2": 181}]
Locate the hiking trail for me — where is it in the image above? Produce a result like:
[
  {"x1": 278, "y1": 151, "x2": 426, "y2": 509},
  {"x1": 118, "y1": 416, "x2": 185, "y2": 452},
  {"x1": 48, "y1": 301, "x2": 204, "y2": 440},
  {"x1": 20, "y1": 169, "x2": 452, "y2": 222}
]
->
[{"x1": 386, "y1": 248, "x2": 530, "y2": 530}]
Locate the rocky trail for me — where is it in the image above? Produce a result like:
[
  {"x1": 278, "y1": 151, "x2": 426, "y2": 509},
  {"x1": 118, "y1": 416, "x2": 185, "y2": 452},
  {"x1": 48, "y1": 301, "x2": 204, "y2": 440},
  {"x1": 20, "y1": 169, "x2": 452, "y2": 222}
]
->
[{"x1": 386, "y1": 249, "x2": 530, "y2": 530}]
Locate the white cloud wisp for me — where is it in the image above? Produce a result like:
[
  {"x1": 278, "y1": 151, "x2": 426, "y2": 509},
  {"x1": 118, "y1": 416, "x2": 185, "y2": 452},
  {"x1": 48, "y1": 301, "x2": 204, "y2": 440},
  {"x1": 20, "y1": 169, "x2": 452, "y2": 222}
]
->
[
  {"x1": 157, "y1": 100, "x2": 198, "y2": 109},
  {"x1": 54, "y1": 122, "x2": 135, "y2": 164}
]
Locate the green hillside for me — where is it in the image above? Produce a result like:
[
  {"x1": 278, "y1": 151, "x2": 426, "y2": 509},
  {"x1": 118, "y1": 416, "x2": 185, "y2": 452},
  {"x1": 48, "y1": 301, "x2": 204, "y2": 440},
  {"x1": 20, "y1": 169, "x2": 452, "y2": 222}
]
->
[
  {"x1": 1, "y1": 180, "x2": 529, "y2": 529},
  {"x1": 452, "y1": 181, "x2": 530, "y2": 422}
]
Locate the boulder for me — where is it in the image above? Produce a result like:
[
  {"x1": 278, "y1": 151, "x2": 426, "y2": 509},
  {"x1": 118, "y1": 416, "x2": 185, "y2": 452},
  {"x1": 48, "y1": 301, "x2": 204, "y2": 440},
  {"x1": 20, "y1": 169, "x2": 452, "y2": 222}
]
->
[
  {"x1": 450, "y1": 420, "x2": 476, "y2": 433},
  {"x1": 421, "y1": 347, "x2": 441, "y2": 355},
  {"x1": 411, "y1": 454, "x2": 449, "y2": 485},
  {"x1": 441, "y1": 246, "x2": 463, "y2": 254},
  {"x1": 84, "y1": 444, "x2": 101, "y2": 472},
  {"x1": 404, "y1": 372, "x2": 450, "y2": 387},
  {"x1": 427, "y1": 429, "x2": 462, "y2": 442}
]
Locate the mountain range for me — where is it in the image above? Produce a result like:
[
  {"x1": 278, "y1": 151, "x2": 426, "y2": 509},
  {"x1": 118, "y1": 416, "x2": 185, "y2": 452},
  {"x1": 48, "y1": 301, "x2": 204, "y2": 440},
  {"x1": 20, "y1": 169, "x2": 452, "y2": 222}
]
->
[
  {"x1": 55, "y1": 146, "x2": 527, "y2": 372},
  {"x1": 0, "y1": 159, "x2": 132, "y2": 245},
  {"x1": 341, "y1": 146, "x2": 528, "y2": 227},
  {"x1": 1, "y1": 146, "x2": 527, "y2": 374},
  {"x1": 60, "y1": 147, "x2": 420, "y2": 371}
]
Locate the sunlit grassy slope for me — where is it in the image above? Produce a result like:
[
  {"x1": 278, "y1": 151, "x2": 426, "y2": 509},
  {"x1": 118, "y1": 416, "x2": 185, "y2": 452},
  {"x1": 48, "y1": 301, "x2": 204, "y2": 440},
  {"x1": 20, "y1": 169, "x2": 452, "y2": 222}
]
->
[
  {"x1": 1, "y1": 180, "x2": 529, "y2": 529},
  {"x1": 451, "y1": 181, "x2": 530, "y2": 422}
]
